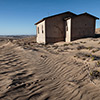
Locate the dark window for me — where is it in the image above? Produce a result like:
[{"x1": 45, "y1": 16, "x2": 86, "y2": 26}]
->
[
  {"x1": 66, "y1": 26, "x2": 68, "y2": 31},
  {"x1": 37, "y1": 27, "x2": 39, "y2": 34},
  {"x1": 42, "y1": 25, "x2": 43, "y2": 33},
  {"x1": 66, "y1": 22, "x2": 68, "y2": 31}
]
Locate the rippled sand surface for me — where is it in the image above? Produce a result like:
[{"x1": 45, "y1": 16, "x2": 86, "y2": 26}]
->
[{"x1": 0, "y1": 37, "x2": 100, "y2": 100}]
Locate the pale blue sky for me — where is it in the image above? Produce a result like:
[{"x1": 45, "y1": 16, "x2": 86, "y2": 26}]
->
[{"x1": 0, "y1": 0, "x2": 100, "y2": 35}]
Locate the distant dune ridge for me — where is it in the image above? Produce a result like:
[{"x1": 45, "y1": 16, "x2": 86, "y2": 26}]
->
[
  {"x1": 96, "y1": 28, "x2": 100, "y2": 34},
  {"x1": 1, "y1": 33, "x2": 100, "y2": 100}
]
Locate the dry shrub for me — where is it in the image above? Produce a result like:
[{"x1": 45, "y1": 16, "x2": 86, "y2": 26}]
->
[
  {"x1": 77, "y1": 45, "x2": 87, "y2": 50},
  {"x1": 90, "y1": 70, "x2": 100, "y2": 79}
]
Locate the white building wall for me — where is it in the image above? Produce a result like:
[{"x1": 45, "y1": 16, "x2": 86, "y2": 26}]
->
[
  {"x1": 65, "y1": 19, "x2": 71, "y2": 42},
  {"x1": 36, "y1": 20, "x2": 46, "y2": 44}
]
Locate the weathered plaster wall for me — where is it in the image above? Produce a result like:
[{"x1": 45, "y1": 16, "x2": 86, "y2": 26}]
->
[
  {"x1": 65, "y1": 19, "x2": 71, "y2": 42},
  {"x1": 46, "y1": 13, "x2": 75, "y2": 43},
  {"x1": 36, "y1": 20, "x2": 46, "y2": 44},
  {"x1": 71, "y1": 15, "x2": 95, "y2": 41}
]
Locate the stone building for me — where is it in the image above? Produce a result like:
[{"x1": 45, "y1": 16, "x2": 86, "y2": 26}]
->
[{"x1": 35, "y1": 11, "x2": 99, "y2": 44}]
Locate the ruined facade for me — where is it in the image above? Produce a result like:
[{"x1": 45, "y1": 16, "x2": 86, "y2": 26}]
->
[{"x1": 35, "y1": 11, "x2": 99, "y2": 44}]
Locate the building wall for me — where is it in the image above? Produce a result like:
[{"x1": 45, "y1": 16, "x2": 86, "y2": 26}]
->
[
  {"x1": 46, "y1": 13, "x2": 75, "y2": 43},
  {"x1": 65, "y1": 19, "x2": 71, "y2": 42},
  {"x1": 71, "y1": 15, "x2": 95, "y2": 41},
  {"x1": 36, "y1": 20, "x2": 46, "y2": 44}
]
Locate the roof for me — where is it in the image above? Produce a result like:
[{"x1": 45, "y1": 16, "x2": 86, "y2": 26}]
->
[
  {"x1": 35, "y1": 12, "x2": 99, "y2": 25},
  {"x1": 35, "y1": 11, "x2": 77, "y2": 25},
  {"x1": 77, "y1": 12, "x2": 99, "y2": 19}
]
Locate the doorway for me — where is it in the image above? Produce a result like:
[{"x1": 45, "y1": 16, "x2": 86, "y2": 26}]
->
[{"x1": 65, "y1": 19, "x2": 71, "y2": 42}]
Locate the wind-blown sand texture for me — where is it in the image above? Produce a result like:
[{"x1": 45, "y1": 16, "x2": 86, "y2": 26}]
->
[{"x1": 1, "y1": 36, "x2": 100, "y2": 100}]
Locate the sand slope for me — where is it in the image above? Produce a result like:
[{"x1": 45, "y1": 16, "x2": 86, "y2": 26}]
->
[
  {"x1": 96, "y1": 28, "x2": 100, "y2": 34},
  {"x1": 0, "y1": 37, "x2": 100, "y2": 100}
]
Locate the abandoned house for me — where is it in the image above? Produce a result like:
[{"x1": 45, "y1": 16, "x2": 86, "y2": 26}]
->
[{"x1": 35, "y1": 11, "x2": 99, "y2": 44}]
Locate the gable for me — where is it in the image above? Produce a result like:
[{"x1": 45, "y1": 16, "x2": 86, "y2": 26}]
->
[{"x1": 77, "y1": 13, "x2": 99, "y2": 20}]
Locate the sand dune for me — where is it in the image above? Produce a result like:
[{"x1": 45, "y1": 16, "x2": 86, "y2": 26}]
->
[
  {"x1": 0, "y1": 37, "x2": 100, "y2": 100},
  {"x1": 96, "y1": 28, "x2": 100, "y2": 34}
]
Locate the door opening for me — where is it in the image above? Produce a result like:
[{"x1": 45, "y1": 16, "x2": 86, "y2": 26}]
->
[{"x1": 65, "y1": 19, "x2": 71, "y2": 42}]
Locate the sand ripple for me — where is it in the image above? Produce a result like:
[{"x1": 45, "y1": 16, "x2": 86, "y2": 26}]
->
[{"x1": 0, "y1": 38, "x2": 100, "y2": 100}]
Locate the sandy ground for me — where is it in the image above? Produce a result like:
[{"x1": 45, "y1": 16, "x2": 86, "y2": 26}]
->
[
  {"x1": 96, "y1": 28, "x2": 100, "y2": 34},
  {"x1": 1, "y1": 36, "x2": 100, "y2": 100}
]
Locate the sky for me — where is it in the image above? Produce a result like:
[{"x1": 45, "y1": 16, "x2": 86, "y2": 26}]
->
[{"x1": 0, "y1": 0, "x2": 100, "y2": 35}]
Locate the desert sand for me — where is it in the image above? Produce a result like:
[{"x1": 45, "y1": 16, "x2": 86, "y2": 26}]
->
[
  {"x1": 1, "y1": 36, "x2": 100, "y2": 100},
  {"x1": 96, "y1": 28, "x2": 100, "y2": 34}
]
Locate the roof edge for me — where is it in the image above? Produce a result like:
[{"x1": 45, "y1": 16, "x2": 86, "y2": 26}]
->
[
  {"x1": 35, "y1": 18, "x2": 45, "y2": 25},
  {"x1": 35, "y1": 12, "x2": 99, "y2": 25},
  {"x1": 35, "y1": 11, "x2": 76, "y2": 25},
  {"x1": 77, "y1": 12, "x2": 99, "y2": 20}
]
